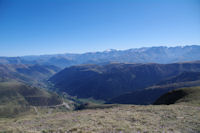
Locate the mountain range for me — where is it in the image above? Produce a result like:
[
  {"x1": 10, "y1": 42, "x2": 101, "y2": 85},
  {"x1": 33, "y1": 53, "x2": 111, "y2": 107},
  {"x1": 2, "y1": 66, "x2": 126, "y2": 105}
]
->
[
  {"x1": 1, "y1": 45, "x2": 200, "y2": 68},
  {"x1": 1, "y1": 45, "x2": 200, "y2": 116}
]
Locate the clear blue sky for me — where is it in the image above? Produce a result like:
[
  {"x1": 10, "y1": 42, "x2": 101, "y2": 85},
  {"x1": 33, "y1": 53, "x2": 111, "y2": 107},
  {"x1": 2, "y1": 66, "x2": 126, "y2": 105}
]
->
[{"x1": 0, "y1": 0, "x2": 200, "y2": 56}]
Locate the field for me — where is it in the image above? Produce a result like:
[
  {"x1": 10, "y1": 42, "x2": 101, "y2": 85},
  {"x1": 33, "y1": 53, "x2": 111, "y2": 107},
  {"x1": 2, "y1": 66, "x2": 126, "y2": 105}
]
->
[{"x1": 0, "y1": 104, "x2": 200, "y2": 133}]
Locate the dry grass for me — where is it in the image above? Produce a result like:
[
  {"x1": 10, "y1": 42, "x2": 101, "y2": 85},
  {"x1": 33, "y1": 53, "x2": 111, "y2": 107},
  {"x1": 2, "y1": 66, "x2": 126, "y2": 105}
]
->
[{"x1": 0, "y1": 104, "x2": 200, "y2": 133}]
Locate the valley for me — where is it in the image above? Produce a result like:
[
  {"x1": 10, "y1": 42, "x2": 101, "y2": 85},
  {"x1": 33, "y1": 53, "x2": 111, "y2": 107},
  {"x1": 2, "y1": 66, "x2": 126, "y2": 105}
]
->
[
  {"x1": 1, "y1": 0, "x2": 200, "y2": 132},
  {"x1": 0, "y1": 46, "x2": 200, "y2": 132}
]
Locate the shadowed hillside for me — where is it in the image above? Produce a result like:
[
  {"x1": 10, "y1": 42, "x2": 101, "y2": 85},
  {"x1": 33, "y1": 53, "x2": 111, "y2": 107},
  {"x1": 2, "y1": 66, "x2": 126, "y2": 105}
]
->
[
  {"x1": 157, "y1": 71, "x2": 200, "y2": 85},
  {"x1": 154, "y1": 86, "x2": 200, "y2": 105},
  {"x1": 50, "y1": 61, "x2": 200, "y2": 100},
  {"x1": 108, "y1": 71, "x2": 200, "y2": 104}
]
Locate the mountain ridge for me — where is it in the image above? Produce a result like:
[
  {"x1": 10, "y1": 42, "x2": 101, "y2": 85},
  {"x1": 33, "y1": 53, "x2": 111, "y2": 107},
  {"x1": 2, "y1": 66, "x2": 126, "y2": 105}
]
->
[
  {"x1": 50, "y1": 61, "x2": 200, "y2": 100},
  {"x1": 1, "y1": 45, "x2": 200, "y2": 68},
  {"x1": 0, "y1": 64, "x2": 61, "y2": 88}
]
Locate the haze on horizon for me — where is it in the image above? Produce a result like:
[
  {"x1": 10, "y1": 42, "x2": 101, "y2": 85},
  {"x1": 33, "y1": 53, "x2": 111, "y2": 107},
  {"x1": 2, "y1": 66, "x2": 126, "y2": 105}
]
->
[{"x1": 0, "y1": 0, "x2": 200, "y2": 56}]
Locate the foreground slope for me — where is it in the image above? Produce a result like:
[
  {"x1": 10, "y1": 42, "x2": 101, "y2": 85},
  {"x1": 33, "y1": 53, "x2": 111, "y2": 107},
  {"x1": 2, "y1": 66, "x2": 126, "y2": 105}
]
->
[
  {"x1": 50, "y1": 61, "x2": 200, "y2": 100},
  {"x1": 0, "y1": 81, "x2": 62, "y2": 117},
  {"x1": 0, "y1": 105, "x2": 199, "y2": 133},
  {"x1": 1, "y1": 84, "x2": 200, "y2": 132}
]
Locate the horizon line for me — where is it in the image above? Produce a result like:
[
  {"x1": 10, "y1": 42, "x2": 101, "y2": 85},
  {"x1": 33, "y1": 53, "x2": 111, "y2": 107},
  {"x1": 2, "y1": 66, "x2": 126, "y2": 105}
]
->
[{"x1": 0, "y1": 44, "x2": 199, "y2": 58}]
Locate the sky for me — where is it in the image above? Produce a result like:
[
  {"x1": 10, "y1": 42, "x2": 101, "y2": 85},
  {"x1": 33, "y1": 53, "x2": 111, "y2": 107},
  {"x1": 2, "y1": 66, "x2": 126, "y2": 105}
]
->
[{"x1": 0, "y1": 0, "x2": 200, "y2": 56}]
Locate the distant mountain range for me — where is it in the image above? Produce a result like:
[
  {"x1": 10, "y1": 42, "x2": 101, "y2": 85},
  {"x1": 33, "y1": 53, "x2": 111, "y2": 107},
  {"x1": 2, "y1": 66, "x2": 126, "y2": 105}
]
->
[
  {"x1": 49, "y1": 61, "x2": 200, "y2": 101},
  {"x1": 1, "y1": 45, "x2": 200, "y2": 110},
  {"x1": 1, "y1": 45, "x2": 200, "y2": 68}
]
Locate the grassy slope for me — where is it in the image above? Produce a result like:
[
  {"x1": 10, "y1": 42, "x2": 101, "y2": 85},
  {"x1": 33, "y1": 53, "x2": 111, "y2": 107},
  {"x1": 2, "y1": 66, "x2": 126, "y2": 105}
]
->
[
  {"x1": 0, "y1": 81, "x2": 62, "y2": 117},
  {"x1": 0, "y1": 64, "x2": 61, "y2": 88},
  {"x1": 0, "y1": 105, "x2": 199, "y2": 133}
]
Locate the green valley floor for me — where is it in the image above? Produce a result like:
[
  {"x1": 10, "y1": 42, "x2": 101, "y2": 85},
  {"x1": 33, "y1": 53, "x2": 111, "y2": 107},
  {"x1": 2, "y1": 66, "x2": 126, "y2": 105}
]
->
[{"x1": 0, "y1": 104, "x2": 200, "y2": 133}]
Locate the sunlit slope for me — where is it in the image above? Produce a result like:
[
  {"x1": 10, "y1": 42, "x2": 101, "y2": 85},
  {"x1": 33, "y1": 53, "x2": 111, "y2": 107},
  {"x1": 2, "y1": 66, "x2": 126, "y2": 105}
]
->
[
  {"x1": 0, "y1": 64, "x2": 60, "y2": 88},
  {"x1": 0, "y1": 81, "x2": 62, "y2": 117}
]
